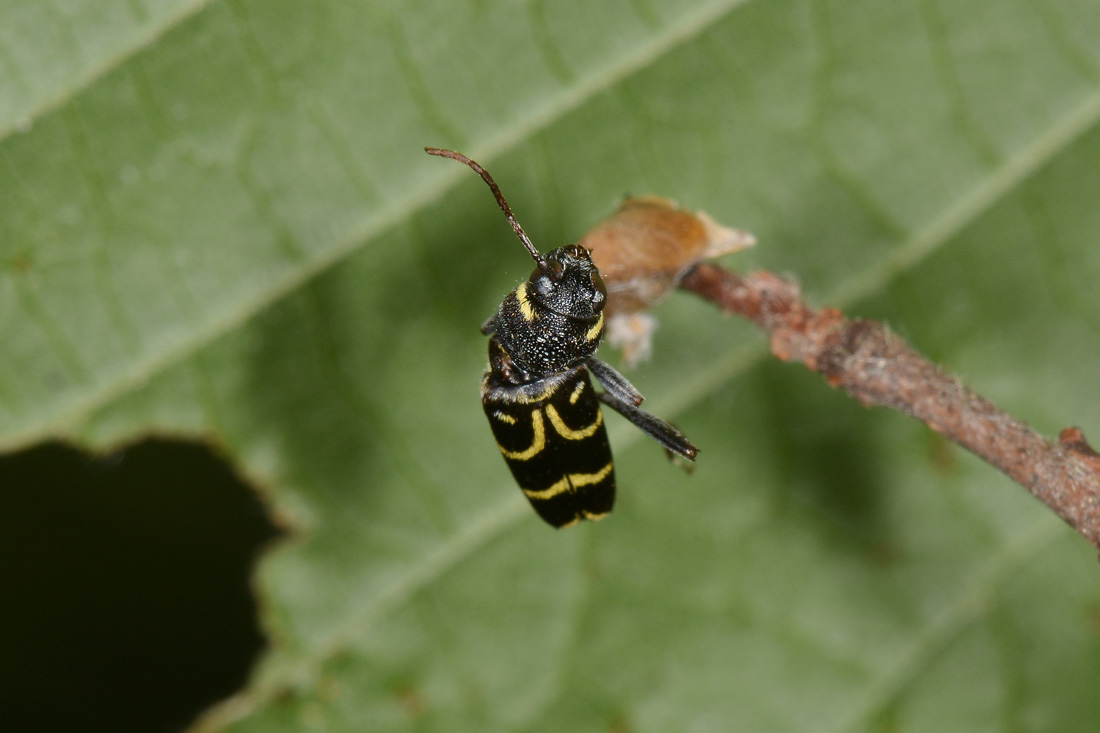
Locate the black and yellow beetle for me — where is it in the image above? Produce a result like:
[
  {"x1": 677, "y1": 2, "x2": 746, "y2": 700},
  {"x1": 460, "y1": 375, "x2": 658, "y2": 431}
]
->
[{"x1": 426, "y1": 148, "x2": 698, "y2": 528}]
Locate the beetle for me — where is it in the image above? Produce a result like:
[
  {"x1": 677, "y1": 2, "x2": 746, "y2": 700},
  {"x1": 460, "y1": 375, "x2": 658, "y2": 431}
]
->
[{"x1": 426, "y1": 147, "x2": 698, "y2": 528}]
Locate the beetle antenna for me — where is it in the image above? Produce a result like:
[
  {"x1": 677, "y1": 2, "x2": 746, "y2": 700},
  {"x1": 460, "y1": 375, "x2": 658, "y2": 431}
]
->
[{"x1": 425, "y1": 147, "x2": 549, "y2": 272}]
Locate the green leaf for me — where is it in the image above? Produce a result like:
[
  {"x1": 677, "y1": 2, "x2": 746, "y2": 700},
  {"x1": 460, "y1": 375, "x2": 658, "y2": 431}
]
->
[{"x1": 4, "y1": 0, "x2": 1100, "y2": 730}]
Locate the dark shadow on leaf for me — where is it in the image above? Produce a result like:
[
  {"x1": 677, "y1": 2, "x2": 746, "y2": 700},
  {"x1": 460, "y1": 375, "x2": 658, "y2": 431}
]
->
[
  {"x1": 0, "y1": 439, "x2": 281, "y2": 732},
  {"x1": 755, "y1": 365, "x2": 895, "y2": 557}
]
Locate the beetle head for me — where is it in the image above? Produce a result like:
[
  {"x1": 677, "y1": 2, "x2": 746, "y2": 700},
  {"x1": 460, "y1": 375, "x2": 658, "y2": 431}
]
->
[{"x1": 528, "y1": 244, "x2": 607, "y2": 321}]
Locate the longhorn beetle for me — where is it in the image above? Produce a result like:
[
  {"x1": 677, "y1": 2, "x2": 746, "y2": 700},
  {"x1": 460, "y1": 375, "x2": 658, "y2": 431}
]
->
[{"x1": 425, "y1": 147, "x2": 698, "y2": 528}]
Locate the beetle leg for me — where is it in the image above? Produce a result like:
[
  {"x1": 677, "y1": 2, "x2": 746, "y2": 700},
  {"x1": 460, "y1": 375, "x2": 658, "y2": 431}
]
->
[
  {"x1": 586, "y1": 357, "x2": 644, "y2": 406},
  {"x1": 597, "y1": 389, "x2": 698, "y2": 461}
]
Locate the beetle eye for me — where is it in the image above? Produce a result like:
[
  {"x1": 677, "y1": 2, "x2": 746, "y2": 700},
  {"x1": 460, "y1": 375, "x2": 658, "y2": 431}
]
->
[{"x1": 591, "y1": 272, "x2": 607, "y2": 305}]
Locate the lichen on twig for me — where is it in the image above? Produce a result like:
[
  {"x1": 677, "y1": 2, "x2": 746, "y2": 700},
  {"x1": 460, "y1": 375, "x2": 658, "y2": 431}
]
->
[{"x1": 678, "y1": 263, "x2": 1100, "y2": 557}]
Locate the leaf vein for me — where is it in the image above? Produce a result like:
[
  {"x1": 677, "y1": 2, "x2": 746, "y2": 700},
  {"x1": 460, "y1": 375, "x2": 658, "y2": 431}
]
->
[
  {"x1": 918, "y1": 0, "x2": 1002, "y2": 167},
  {"x1": 806, "y1": 0, "x2": 908, "y2": 241},
  {"x1": 0, "y1": 0, "x2": 216, "y2": 143},
  {"x1": 819, "y1": 516, "x2": 1066, "y2": 733}
]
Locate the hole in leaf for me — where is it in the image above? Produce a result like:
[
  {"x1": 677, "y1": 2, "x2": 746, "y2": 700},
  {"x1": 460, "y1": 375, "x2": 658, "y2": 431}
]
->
[{"x1": 0, "y1": 438, "x2": 283, "y2": 731}]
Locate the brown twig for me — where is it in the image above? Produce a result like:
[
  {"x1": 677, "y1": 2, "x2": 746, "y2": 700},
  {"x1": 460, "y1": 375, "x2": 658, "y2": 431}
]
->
[{"x1": 679, "y1": 263, "x2": 1100, "y2": 556}]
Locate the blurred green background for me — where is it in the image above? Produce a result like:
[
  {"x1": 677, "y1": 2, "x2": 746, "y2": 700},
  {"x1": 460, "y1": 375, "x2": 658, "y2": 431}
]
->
[{"x1": 1, "y1": 0, "x2": 1099, "y2": 730}]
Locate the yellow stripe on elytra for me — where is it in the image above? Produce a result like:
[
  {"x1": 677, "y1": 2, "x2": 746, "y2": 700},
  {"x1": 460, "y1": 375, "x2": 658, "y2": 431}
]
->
[
  {"x1": 545, "y1": 404, "x2": 602, "y2": 440},
  {"x1": 499, "y1": 380, "x2": 560, "y2": 405},
  {"x1": 492, "y1": 411, "x2": 516, "y2": 425},
  {"x1": 516, "y1": 282, "x2": 536, "y2": 322},
  {"x1": 522, "y1": 462, "x2": 613, "y2": 500},
  {"x1": 486, "y1": 372, "x2": 570, "y2": 405},
  {"x1": 499, "y1": 409, "x2": 545, "y2": 460},
  {"x1": 568, "y1": 379, "x2": 586, "y2": 404},
  {"x1": 557, "y1": 509, "x2": 608, "y2": 528},
  {"x1": 585, "y1": 312, "x2": 604, "y2": 342}
]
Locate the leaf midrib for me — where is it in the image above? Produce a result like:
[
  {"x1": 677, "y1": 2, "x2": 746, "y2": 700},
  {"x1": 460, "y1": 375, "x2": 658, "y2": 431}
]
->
[{"x1": 0, "y1": 0, "x2": 215, "y2": 142}]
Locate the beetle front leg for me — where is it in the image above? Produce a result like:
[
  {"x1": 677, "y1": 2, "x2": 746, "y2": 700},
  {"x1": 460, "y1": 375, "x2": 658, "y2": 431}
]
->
[{"x1": 481, "y1": 313, "x2": 499, "y2": 336}]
